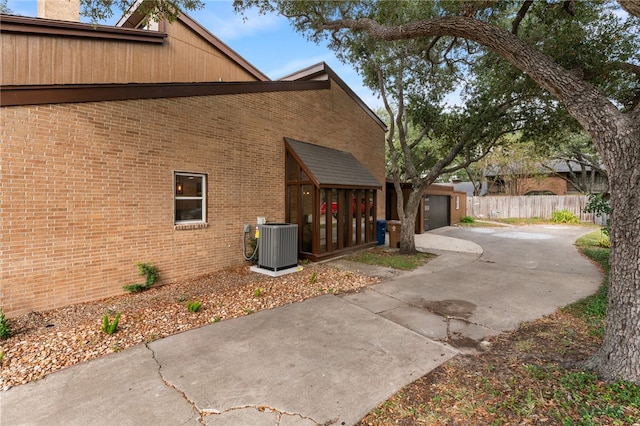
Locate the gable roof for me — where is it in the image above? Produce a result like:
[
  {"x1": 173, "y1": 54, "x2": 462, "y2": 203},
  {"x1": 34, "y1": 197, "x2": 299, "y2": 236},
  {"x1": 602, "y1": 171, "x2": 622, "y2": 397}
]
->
[
  {"x1": 1, "y1": 10, "x2": 380, "y2": 122},
  {"x1": 285, "y1": 137, "x2": 381, "y2": 189},
  {"x1": 0, "y1": 10, "x2": 266, "y2": 85},
  {"x1": 116, "y1": 1, "x2": 268, "y2": 82},
  {"x1": 484, "y1": 160, "x2": 605, "y2": 177},
  {"x1": 280, "y1": 62, "x2": 386, "y2": 131}
]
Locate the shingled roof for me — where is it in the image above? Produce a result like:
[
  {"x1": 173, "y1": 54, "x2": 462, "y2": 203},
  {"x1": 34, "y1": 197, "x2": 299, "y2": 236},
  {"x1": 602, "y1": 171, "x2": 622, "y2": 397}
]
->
[{"x1": 285, "y1": 138, "x2": 381, "y2": 189}]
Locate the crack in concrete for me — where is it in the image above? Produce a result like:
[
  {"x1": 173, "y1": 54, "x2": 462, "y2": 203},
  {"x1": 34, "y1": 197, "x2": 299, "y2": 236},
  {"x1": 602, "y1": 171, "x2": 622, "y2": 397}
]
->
[
  {"x1": 442, "y1": 314, "x2": 501, "y2": 333},
  {"x1": 208, "y1": 404, "x2": 329, "y2": 425},
  {"x1": 141, "y1": 346, "x2": 329, "y2": 426},
  {"x1": 145, "y1": 343, "x2": 206, "y2": 425}
]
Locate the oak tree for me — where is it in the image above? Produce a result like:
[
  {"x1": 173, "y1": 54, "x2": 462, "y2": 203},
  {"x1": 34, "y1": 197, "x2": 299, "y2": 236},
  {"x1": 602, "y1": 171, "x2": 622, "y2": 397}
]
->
[{"x1": 232, "y1": 0, "x2": 640, "y2": 384}]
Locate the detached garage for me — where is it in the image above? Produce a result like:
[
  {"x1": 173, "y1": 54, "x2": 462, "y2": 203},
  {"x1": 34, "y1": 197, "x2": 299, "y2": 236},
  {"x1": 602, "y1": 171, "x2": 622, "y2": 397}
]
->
[{"x1": 386, "y1": 181, "x2": 467, "y2": 233}]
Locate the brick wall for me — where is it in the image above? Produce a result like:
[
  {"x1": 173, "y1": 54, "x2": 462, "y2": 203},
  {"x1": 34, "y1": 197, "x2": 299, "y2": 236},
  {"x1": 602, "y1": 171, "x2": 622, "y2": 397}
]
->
[
  {"x1": 1, "y1": 83, "x2": 385, "y2": 316},
  {"x1": 519, "y1": 176, "x2": 567, "y2": 195}
]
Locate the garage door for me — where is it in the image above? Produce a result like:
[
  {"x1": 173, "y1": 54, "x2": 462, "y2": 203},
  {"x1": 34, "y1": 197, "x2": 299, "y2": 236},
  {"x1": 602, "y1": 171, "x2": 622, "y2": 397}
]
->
[{"x1": 424, "y1": 195, "x2": 450, "y2": 230}]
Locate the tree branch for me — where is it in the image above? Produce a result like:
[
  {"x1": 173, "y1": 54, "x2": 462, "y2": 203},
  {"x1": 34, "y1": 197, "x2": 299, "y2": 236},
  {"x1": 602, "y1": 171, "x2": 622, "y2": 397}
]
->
[
  {"x1": 512, "y1": 1, "x2": 533, "y2": 35},
  {"x1": 315, "y1": 15, "x2": 624, "y2": 147}
]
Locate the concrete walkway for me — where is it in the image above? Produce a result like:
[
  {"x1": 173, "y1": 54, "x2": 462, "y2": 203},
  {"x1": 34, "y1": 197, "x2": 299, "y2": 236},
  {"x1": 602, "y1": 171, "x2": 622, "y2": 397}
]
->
[{"x1": 0, "y1": 225, "x2": 602, "y2": 426}]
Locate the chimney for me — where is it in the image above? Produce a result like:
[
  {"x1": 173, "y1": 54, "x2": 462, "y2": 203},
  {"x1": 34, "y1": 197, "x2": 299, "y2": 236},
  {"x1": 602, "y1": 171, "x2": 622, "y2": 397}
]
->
[{"x1": 37, "y1": 0, "x2": 80, "y2": 22}]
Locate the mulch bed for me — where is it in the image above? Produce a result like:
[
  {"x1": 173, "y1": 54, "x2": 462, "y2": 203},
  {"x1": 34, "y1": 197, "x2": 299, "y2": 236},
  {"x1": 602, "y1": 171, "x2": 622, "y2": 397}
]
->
[{"x1": 0, "y1": 263, "x2": 379, "y2": 389}]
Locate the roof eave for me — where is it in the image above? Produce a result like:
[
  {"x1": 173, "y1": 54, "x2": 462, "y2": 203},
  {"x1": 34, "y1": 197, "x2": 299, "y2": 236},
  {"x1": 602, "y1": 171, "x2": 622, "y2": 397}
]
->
[
  {"x1": 0, "y1": 80, "x2": 330, "y2": 107},
  {"x1": 0, "y1": 13, "x2": 167, "y2": 43}
]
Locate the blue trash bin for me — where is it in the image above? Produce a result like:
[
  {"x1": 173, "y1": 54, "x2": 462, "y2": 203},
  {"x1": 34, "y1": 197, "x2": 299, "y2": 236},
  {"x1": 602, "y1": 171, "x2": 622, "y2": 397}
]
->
[{"x1": 376, "y1": 220, "x2": 387, "y2": 246}]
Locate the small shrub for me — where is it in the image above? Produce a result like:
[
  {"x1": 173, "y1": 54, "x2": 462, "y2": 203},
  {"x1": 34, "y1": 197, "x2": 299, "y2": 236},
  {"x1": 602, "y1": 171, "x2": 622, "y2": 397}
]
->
[
  {"x1": 187, "y1": 301, "x2": 202, "y2": 313},
  {"x1": 461, "y1": 216, "x2": 475, "y2": 223},
  {"x1": 123, "y1": 262, "x2": 157, "y2": 293},
  {"x1": 583, "y1": 193, "x2": 611, "y2": 236},
  {"x1": 0, "y1": 309, "x2": 11, "y2": 340},
  {"x1": 551, "y1": 209, "x2": 579, "y2": 224},
  {"x1": 123, "y1": 283, "x2": 146, "y2": 292},
  {"x1": 102, "y1": 312, "x2": 121, "y2": 334},
  {"x1": 599, "y1": 236, "x2": 611, "y2": 248}
]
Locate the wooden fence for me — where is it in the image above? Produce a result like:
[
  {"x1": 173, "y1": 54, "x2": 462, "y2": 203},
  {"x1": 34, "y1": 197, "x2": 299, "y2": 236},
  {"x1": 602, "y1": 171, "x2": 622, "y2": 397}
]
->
[{"x1": 466, "y1": 195, "x2": 597, "y2": 222}]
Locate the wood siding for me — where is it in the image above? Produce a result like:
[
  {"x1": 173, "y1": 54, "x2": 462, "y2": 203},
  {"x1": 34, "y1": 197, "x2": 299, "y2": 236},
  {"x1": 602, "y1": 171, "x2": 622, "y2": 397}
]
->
[{"x1": 1, "y1": 17, "x2": 261, "y2": 86}]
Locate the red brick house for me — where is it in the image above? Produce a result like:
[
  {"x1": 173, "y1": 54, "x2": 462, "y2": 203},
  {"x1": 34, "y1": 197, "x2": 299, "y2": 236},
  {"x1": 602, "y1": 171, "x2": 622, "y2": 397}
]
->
[
  {"x1": 0, "y1": 6, "x2": 385, "y2": 316},
  {"x1": 485, "y1": 161, "x2": 608, "y2": 195}
]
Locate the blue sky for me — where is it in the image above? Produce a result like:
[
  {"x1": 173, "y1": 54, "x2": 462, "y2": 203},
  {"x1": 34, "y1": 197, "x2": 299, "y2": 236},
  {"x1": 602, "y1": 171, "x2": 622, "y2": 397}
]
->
[{"x1": 5, "y1": 0, "x2": 383, "y2": 110}]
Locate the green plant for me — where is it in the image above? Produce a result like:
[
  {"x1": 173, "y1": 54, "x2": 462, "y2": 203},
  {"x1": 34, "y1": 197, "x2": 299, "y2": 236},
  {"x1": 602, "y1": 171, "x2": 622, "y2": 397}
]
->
[
  {"x1": 0, "y1": 309, "x2": 11, "y2": 340},
  {"x1": 0, "y1": 351, "x2": 5, "y2": 363},
  {"x1": 514, "y1": 339, "x2": 536, "y2": 352},
  {"x1": 212, "y1": 316, "x2": 221, "y2": 323},
  {"x1": 102, "y1": 312, "x2": 121, "y2": 334},
  {"x1": 310, "y1": 271, "x2": 317, "y2": 284},
  {"x1": 584, "y1": 193, "x2": 611, "y2": 236},
  {"x1": 123, "y1": 262, "x2": 157, "y2": 293},
  {"x1": 551, "y1": 209, "x2": 579, "y2": 224},
  {"x1": 461, "y1": 216, "x2": 475, "y2": 223},
  {"x1": 254, "y1": 287, "x2": 264, "y2": 297},
  {"x1": 565, "y1": 230, "x2": 611, "y2": 337},
  {"x1": 599, "y1": 235, "x2": 611, "y2": 248},
  {"x1": 187, "y1": 300, "x2": 202, "y2": 313}
]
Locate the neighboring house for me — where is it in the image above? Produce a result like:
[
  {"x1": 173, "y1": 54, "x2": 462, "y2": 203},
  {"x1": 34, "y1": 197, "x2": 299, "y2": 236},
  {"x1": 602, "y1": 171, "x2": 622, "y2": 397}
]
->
[
  {"x1": 385, "y1": 181, "x2": 467, "y2": 232},
  {"x1": 485, "y1": 160, "x2": 607, "y2": 195},
  {"x1": 448, "y1": 180, "x2": 488, "y2": 197},
  {"x1": 0, "y1": 4, "x2": 386, "y2": 316}
]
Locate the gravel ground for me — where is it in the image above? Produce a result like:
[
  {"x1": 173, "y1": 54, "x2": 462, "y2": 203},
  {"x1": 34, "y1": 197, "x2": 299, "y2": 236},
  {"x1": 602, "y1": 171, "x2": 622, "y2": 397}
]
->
[{"x1": 0, "y1": 263, "x2": 379, "y2": 390}]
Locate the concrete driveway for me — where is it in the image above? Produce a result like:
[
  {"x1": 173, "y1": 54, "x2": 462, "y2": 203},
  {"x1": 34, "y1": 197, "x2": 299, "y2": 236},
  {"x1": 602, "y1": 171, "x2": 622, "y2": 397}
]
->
[
  {"x1": 342, "y1": 225, "x2": 602, "y2": 345},
  {"x1": 0, "y1": 225, "x2": 602, "y2": 426}
]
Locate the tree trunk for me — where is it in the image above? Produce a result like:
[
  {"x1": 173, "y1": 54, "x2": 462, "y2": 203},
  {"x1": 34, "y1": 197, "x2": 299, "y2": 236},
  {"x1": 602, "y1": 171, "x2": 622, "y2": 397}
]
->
[
  {"x1": 398, "y1": 184, "x2": 424, "y2": 255},
  {"x1": 585, "y1": 128, "x2": 640, "y2": 384},
  {"x1": 325, "y1": 11, "x2": 640, "y2": 384}
]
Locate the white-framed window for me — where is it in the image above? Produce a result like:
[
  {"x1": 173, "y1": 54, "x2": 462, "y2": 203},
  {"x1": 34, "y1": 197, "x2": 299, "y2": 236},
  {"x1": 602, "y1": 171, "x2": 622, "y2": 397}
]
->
[{"x1": 174, "y1": 172, "x2": 206, "y2": 224}]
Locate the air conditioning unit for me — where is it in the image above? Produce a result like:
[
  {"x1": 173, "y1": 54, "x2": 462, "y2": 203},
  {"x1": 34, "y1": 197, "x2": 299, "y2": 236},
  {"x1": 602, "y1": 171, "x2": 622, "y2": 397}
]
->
[{"x1": 257, "y1": 223, "x2": 298, "y2": 272}]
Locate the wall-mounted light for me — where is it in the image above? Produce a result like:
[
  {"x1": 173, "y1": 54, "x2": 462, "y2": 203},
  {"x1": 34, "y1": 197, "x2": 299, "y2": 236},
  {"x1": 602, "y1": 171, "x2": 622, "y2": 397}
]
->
[{"x1": 176, "y1": 180, "x2": 183, "y2": 194}]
